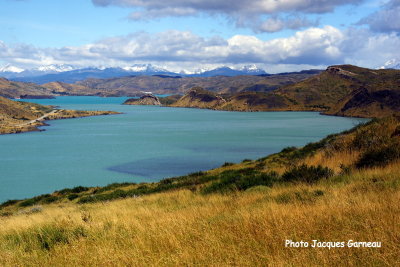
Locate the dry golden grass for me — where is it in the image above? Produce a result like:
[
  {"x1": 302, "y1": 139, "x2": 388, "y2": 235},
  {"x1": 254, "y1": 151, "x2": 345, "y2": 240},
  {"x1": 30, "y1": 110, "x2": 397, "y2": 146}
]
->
[{"x1": 1, "y1": 162, "x2": 399, "y2": 266}]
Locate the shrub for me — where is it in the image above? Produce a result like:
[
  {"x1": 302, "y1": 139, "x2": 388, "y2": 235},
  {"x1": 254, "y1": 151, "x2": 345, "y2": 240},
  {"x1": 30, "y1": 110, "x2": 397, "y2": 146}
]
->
[
  {"x1": 202, "y1": 169, "x2": 278, "y2": 194},
  {"x1": 0, "y1": 199, "x2": 19, "y2": 208},
  {"x1": 71, "y1": 186, "x2": 90, "y2": 193},
  {"x1": 222, "y1": 162, "x2": 235, "y2": 167},
  {"x1": 67, "y1": 194, "x2": 79, "y2": 201},
  {"x1": 282, "y1": 164, "x2": 334, "y2": 184},
  {"x1": 356, "y1": 143, "x2": 400, "y2": 168},
  {"x1": 280, "y1": 146, "x2": 297, "y2": 153}
]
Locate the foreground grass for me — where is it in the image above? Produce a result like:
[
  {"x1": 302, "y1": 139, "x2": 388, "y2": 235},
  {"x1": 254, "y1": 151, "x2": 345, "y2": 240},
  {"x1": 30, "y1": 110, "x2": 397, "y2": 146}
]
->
[
  {"x1": 1, "y1": 116, "x2": 399, "y2": 266},
  {"x1": 0, "y1": 162, "x2": 399, "y2": 266}
]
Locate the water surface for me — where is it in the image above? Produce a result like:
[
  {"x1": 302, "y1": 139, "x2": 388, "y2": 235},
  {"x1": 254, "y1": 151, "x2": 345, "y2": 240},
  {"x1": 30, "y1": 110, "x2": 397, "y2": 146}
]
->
[{"x1": 0, "y1": 96, "x2": 365, "y2": 202}]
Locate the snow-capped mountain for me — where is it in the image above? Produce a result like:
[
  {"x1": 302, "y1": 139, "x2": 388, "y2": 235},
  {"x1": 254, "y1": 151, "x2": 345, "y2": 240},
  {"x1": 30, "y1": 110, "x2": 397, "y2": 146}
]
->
[
  {"x1": 0, "y1": 64, "x2": 25, "y2": 74},
  {"x1": 35, "y1": 64, "x2": 76, "y2": 73},
  {"x1": 240, "y1": 64, "x2": 267, "y2": 75},
  {"x1": 379, "y1": 59, "x2": 400, "y2": 70},
  {"x1": 122, "y1": 64, "x2": 169, "y2": 73},
  {"x1": 188, "y1": 65, "x2": 267, "y2": 77},
  {"x1": 1, "y1": 64, "x2": 268, "y2": 84}
]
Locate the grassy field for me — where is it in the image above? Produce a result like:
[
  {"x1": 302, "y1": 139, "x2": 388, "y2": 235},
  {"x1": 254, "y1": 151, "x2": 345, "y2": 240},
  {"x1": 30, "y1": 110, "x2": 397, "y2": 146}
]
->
[{"x1": 1, "y1": 116, "x2": 399, "y2": 266}]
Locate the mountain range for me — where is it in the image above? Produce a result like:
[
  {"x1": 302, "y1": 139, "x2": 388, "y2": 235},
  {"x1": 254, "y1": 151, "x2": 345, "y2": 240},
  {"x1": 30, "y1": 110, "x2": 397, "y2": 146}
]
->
[{"x1": 0, "y1": 64, "x2": 267, "y2": 84}]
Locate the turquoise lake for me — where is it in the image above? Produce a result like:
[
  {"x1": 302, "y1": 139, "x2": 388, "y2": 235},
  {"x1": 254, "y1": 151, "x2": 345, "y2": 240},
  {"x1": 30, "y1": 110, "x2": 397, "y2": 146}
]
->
[{"x1": 0, "y1": 96, "x2": 366, "y2": 202}]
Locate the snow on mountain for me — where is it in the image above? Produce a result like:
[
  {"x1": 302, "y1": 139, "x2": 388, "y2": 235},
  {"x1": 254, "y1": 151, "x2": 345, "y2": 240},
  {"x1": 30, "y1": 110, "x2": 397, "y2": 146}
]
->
[
  {"x1": 0, "y1": 64, "x2": 25, "y2": 73},
  {"x1": 3, "y1": 63, "x2": 268, "y2": 83},
  {"x1": 122, "y1": 64, "x2": 169, "y2": 73},
  {"x1": 379, "y1": 59, "x2": 400, "y2": 70},
  {"x1": 187, "y1": 65, "x2": 267, "y2": 77},
  {"x1": 240, "y1": 64, "x2": 266, "y2": 74},
  {"x1": 34, "y1": 64, "x2": 76, "y2": 73}
]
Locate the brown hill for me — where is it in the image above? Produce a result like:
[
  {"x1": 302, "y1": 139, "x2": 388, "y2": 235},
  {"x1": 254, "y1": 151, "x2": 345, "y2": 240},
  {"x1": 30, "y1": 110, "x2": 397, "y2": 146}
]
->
[
  {"x1": 275, "y1": 65, "x2": 400, "y2": 117},
  {"x1": 169, "y1": 65, "x2": 400, "y2": 118},
  {"x1": 123, "y1": 95, "x2": 162, "y2": 105},
  {"x1": 169, "y1": 87, "x2": 226, "y2": 109},
  {"x1": 42, "y1": 81, "x2": 93, "y2": 96},
  {"x1": 0, "y1": 78, "x2": 53, "y2": 98},
  {"x1": 75, "y1": 72, "x2": 319, "y2": 96}
]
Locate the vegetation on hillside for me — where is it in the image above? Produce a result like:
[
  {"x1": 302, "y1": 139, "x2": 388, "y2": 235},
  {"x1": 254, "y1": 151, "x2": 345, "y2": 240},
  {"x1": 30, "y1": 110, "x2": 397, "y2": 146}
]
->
[{"x1": 0, "y1": 78, "x2": 54, "y2": 99}]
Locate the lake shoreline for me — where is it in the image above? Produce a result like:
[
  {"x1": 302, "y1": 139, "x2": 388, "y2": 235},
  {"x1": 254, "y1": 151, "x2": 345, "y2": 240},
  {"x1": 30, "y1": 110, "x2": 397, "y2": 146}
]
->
[{"x1": 0, "y1": 96, "x2": 365, "y2": 203}]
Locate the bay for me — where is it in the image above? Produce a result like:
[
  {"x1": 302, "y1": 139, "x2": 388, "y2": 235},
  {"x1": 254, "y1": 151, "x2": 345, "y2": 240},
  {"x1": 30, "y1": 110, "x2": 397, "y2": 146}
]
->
[{"x1": 0, "y1": 96, "x2": 366, "y2": 202}]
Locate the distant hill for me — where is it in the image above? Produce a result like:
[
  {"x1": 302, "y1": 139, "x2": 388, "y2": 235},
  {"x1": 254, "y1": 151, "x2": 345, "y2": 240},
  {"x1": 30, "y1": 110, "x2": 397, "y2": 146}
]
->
[
  {"x1": 70, "y1": 71, "x2": 318, "y2": 96},
  {"x1": 169, "y1": 88, "x2": 288, "y2": 111},
  {"x1": 276, "y1": 65, "x2": 400, "y2": 117},
  {"x1": 163, "y1": 65, "x2": 400, "y2": 118},
  {"x1": 0, "y1": 78, "x2": 53, "y2": 98}
]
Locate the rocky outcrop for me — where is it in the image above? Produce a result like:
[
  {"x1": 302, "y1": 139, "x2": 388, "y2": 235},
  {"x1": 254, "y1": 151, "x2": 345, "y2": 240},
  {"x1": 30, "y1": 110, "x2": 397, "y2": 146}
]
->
[
  {"x1": 123, "y1": 94, "x2": 162, "y2": 106},
  {"x1": 170, "y1": 87, "x2": 226, "y2": 109}
]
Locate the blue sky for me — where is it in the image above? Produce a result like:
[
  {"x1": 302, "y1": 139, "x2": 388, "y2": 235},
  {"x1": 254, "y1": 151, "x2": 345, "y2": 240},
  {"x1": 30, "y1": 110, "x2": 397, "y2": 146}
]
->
[{"x1": 0, "y1": 0, "x2": 399, "y2": 73}]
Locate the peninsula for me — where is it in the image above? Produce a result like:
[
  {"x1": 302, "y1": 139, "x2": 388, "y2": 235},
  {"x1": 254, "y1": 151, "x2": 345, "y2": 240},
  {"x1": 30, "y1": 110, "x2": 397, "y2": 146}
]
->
[{"x1": 0, "y1": 96, "x2": 119, "y2": 134}]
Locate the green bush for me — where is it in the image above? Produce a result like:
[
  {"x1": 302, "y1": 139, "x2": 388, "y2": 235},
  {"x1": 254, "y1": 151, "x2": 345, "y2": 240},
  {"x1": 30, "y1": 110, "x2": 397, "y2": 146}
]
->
[
  {"x1": 56, "y1": 186, "x2": 90, "y2": 195},
  {"x1": 280, "y1": 146, "x2": 297, "y2": 153},
  {"x1": 202, "y1": 169, "x2": 278, "y2": 194},
  {"x1": 282, "y1": 164, "x2": 333, "y2": 184},
  {"x1": 67, "y1": 194, "x2": 79, "y2": 201},
  {"x1": 356, "y1": 143, "x2": 400, "y2": 168},
  {"x1": 0, "y1": 199, "x2": 19, "y2": 208}
]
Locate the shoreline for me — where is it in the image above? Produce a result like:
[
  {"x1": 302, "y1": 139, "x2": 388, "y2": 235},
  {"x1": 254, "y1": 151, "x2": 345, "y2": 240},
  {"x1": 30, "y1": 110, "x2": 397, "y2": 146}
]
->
[{"x1": 0, "y1": 109, "x2": 121, "y2": 135}]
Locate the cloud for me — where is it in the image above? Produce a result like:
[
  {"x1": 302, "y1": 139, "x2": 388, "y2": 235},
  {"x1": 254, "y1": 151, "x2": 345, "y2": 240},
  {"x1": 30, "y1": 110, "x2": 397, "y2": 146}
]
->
[
  {"x1": 257, "y1": 15, "x2": 319, "y2": 33},
  {"x1": 2, "y1": 26, "x2": 400, "y2": 72},
  {"x1": 92, "y1": 0, "x2": 362, "y2": 14},
  {"x1": 92, "y1": 0, "x2": 363, "y2": 32},
  {"x1": 0, "y1": 27, "x2": 345, "y2": 67},
  {"x1": 358, "y1": 0, "x2": 400, "y2": 33}
]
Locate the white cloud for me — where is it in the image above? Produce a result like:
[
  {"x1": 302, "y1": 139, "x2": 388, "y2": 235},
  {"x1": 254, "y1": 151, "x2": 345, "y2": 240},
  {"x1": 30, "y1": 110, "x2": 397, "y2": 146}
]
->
[{"x1": 1, "y1": 26, "x2": 400, "y2": 72}]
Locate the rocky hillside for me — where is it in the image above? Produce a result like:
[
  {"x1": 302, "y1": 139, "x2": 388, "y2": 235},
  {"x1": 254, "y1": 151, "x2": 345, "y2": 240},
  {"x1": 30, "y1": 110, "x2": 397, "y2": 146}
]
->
[
  {"x1": 2, "y1": 70, "x2": 320, "y2": 97},
  {"x1": 167, "y1": 65, "x2": 400, "y2": 117},
  {"x1": 0, "y1": 78, "x2": 53, "y2": 98},
  {"x1": 123, "y1": 95, "x2": 162, "y2": 105},
  {"x1": 42, "y1": 82, "x2": 93, "y2": 96},
  {"x1": 73, "y1": 71, "x2": 319, "y2": 96},
  {"x1": 276, "y1": 65, "x2": 400, "y2": 117},
  {"x1": 169, "y1": 87, "x2": 226, "y2": 109}
]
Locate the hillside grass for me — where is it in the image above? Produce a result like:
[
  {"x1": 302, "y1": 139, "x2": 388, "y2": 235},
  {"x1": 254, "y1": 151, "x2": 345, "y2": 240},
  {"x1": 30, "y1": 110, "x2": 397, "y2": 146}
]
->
[
  {"x1": 1, "y1": 116, "x2": 399, "y2": 266},
  {"x1": 0, "y1": 162, "x2": 399, "y2": 266}
]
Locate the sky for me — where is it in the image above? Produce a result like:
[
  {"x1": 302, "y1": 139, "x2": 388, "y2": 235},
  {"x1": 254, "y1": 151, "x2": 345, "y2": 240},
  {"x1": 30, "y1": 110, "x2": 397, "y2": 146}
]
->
[{"x1": 0, "y1": 0, "x2": 399, "y2": 73}]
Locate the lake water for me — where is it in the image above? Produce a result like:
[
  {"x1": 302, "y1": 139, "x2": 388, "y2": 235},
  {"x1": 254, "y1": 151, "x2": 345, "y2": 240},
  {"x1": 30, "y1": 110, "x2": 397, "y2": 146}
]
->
[{"x1": 0, "y1": 96, "x2": 365, "y2": 202}]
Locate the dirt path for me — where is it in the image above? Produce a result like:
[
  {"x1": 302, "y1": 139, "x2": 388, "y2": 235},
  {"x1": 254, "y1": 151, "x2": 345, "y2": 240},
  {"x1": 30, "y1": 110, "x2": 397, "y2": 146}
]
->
[{"x1": 18, "y1": 109, "x2": 59, "y2": 126}]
